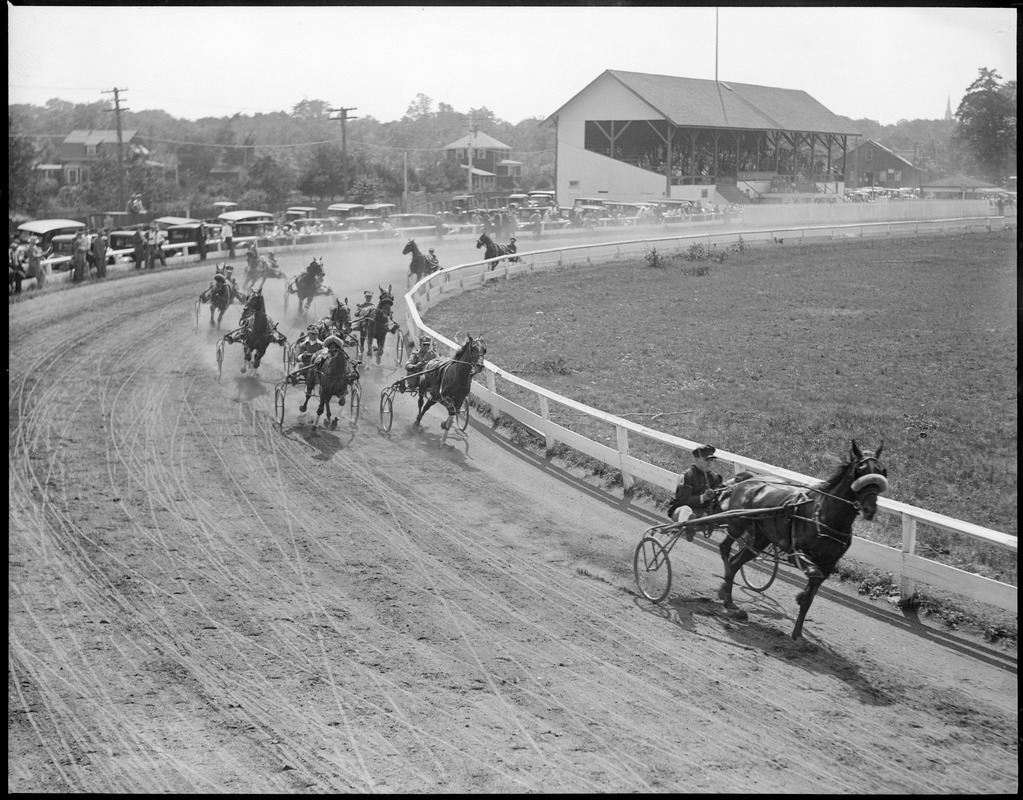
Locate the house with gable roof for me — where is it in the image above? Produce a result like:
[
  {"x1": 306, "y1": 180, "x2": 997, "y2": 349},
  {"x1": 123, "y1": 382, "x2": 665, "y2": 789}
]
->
[
  {"x1": 443, "y1": 131, "x2": 522, "y2": 191},
  {"x1": 844, "y1": 139, "x2": 924, "y2": 190},
  {"x1": 57, "y1": 129, "x2": 150, "y2": 187}
]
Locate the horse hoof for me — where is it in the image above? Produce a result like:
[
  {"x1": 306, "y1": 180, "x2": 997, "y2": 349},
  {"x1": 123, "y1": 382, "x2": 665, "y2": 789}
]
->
[
  {"x1": 299, "y1": 404, "x2": 308, "y2": 413},
  {"x1": 725, "y1": 608, "x2": 748, "y2": 622},
  {"x1": 240, "y1": 363, "x2": 247, "y2": 373},
  {"x1": 330, "y1": 419, "x2": 338, "y2": 429}
]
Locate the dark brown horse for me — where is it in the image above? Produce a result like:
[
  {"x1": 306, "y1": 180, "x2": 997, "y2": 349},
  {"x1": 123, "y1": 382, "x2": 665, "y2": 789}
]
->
[
  {"x1": 718, "y1": 440, "x2": 888, "y2": 640},
  {"x1": 298, "y1": 334, "x2": 353, "y2": 429},
  {"x1": 199, "y1": 269, "x2": 244, "y2": 329},
  {"x1": 403, "y1": 239, "x2": 435, "y2": 287},
  {"x1": 353, "y1": 285, "x2": 397, "y2": 365},
  {"x1": 476, "y1": 232, "x2": 519, "y2": 271},
  {"x1": 284, "y1": 258, "x2": 333, "y2": 315},
  {"x1": 226, "y1": 289, "x2": 287, "y2": 374},
  {"x1": 414, "y1": 334, "x2": 487, "y2": 443}
]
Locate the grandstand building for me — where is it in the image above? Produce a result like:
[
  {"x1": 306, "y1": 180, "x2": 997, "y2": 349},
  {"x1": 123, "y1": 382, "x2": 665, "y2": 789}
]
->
[{"x1": 542, "y1": 70, "x2": 860, "y2": 207}]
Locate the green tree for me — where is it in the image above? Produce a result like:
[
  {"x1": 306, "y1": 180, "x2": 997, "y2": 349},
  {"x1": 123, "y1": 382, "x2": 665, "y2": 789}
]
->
[
  {"x1": 952, "y1": 68, "x2": 1017, "y2": 183},
  {"x1": 246, "y1": 154, "x2": 295, "y2": 208},
  {"x1": 297, "y1": 144, "x2": 345, "y2": 201},
  {"x1": 9, "y1": 116, "x2": 44, "y2": 215}
]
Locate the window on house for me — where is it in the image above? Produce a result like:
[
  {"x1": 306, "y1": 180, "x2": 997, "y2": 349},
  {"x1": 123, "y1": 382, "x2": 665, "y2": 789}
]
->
[
  {"x1": 86, "y1": 145, "x2": 97, "y2": 157},
  {"x1": 475, "y1": 149, "x2": 487, "y2": 159},
  {"x1": 569, "y1": 180, "x2": 580, "y2": 188},
  {"x1": 456, "y1": 149, "x2": 465, "y2": 160}
]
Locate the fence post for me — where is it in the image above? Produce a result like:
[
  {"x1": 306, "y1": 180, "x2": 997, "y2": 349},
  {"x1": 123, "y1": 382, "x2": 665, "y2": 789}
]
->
[
  {"x1": 537, "y1": 395, "x2": 553, "y2": 453},
  {"x1": 900, "y1": 515, "x2": 918, "y2": 600},
  {"x1": 485, "y1": 370, "x2": 501, "y2": 423},
  {"x1": 616, "y1": 424, "x2": 634, "y2": 493}
]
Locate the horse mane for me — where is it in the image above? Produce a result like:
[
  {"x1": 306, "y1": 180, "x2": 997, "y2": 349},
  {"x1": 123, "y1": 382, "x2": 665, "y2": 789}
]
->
[{"x1": 811, "y1": 455, "x2": 856, "y2": 494}]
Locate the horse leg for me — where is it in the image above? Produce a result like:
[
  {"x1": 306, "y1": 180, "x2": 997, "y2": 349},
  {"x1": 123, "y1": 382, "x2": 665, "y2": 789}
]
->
[
  {"x1": 241, "y1": 346, "x2": 249, "y2": 373},
  {"x1": 299, "y1": 371, "x2": 316, "y2": 413},
  {"x1": 414, "y1": 396, "x2": 435, "y2": 428},
  {"x1": 791, "y1": 576, "x2": 824, "y2": 641},
  {"x1": 209, "y1": 306, "x2": 216, "y2": 326},
  {"x1": 718, "y1": 520, "x2": 758, "y2": 611}
]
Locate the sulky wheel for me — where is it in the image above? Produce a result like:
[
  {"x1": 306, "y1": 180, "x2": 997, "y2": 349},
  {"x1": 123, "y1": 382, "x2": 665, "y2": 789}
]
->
[
  {"x1": 633, "y1": 536, "x2": 673, "y2": 603},
  {"x1": 216, "y1": 339, "x2": 226, "y2": 381},
  {"x1": 274, "y1": 381, "x2": 287, "y2": 425},
  {"x1": 379, "y1": 390, "x2": 394, "y2": 432},
  {"x1": 455, "y1": 398, "x2": 469, "y2": 431},
  {"x1": 395, "y1": 330, "x2": 405, "y2": 364},
  {"x1": 349, "y1": 380, "x2": 361, "y2": 424},
  {"x1": 739, "y1": 538, "x2": 781, "y2": 593}
]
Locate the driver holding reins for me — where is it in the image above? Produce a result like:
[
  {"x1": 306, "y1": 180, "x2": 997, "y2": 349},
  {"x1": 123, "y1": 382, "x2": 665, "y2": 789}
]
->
[
  {"x1": 399, "y1": 335, "x2": 438, "y2": 393},
  {"x1": 667, "y1": 445, "x2": 753, "y2": 541}
]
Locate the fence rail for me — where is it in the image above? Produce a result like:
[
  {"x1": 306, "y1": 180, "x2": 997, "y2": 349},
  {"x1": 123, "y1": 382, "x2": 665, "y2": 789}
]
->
[{"x1": 403, "y1": 216, "x2": 1016, "y2": 613}]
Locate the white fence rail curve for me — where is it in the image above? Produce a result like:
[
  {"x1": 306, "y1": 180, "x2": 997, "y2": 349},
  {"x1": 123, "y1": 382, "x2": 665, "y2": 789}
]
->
[{"x1": 401, "y1": 217, "x2": 1016, "y2": 613}]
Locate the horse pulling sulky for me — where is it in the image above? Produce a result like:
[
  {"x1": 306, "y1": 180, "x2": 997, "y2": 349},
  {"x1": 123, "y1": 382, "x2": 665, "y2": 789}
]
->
[
  {"x1": 351, "y1": 285, "x2": 406, "y2": 367},
  {"x1": 633, "y1": 440, "x2": 888, "y2": 641},
  {"x1": 195, "y1": 265, "x2": 245, "y2": 331},
  {"x1": 275, "y1": 327, "x2": 362, "y2": 429},
  {"x1": 283, "y1": 257, "x2": 334, "y2": 316},
  {"x1": 403, "y1": 239, "x2": 440, "y2": 287},
  {"x1": 476, "y1": 233, "x2": 520, "y2": 271},
  {"x1": 215, "y1": 289, "x2": 288, "y2": 381},
  {"x1": 379, "y1": 334, "x2": 486, "y2": 444}
]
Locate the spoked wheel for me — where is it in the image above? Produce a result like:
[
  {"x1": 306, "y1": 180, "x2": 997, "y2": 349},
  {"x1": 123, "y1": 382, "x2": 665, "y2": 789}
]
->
[
  {"x1": 216, "y1": 340, "x2": 226, "y2": 381},
  {"x1": 274, "y1": 381, "x2": 287, "y2": 425},
  {"x1": 739, "y1": 538, "x2": 781, "y2": 593},
  {"x1": 633, "y1": 536, "x2": 673, "y2": 603},
  {"x1": 379, "y1": 389, "x2": 394, "y2": 432},
  {"x1": 395, "y1": 331, "x2": 405, "y2": 364},
  {"x1": 454, "y1": 398, "x2": 469, "y2": 431},
  {"x1": 349, "y1": 380, "x2": 361, "y2": 423}
]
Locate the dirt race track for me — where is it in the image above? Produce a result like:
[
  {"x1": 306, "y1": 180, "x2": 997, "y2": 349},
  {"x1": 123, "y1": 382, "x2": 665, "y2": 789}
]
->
[{"x1": 8, "y1": 241, "x2": 1018, "y2": 793}]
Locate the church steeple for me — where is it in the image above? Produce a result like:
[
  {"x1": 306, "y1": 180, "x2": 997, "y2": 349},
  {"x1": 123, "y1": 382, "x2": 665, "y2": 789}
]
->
[{"x1": 945, "y1": 93, "x2": 953, "y2": 121}]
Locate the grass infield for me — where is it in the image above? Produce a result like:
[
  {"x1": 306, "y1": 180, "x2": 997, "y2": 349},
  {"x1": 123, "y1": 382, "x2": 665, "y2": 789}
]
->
[{"x1": 425, "y1": 229, "x2": 1017, "y2": 641}]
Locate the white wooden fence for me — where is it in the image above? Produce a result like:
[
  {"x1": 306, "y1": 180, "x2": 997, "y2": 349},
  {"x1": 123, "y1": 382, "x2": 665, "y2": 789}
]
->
[{"x1": 402, "y1": 217, "x2": 1017, "y2": 613}]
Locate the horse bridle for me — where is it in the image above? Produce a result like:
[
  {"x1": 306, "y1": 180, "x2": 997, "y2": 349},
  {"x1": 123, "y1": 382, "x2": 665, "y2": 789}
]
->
[{"x1": 810, "y1": 454, "x2": 888, "y2": 515}]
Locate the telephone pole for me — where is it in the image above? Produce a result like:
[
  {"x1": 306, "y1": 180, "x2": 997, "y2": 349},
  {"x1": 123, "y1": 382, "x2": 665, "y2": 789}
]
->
[
  {"x1": 102, "y1": 87, "x2": 128, "y2": 212},
  {"x1": 328, "y1": 106, "x2": 358, "y2": 198},
  {"x1": 462, "y1": 112, "x2": 478, "y2": 195}
]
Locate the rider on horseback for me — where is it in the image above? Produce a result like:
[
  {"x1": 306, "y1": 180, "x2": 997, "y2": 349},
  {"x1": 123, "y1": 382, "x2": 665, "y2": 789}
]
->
[
  {"x1": 400, "y1": 335, "x2": 438, "y2": 394},
  {"x1": 427, "y1": 249, "x2": 440, "y2": 272}
]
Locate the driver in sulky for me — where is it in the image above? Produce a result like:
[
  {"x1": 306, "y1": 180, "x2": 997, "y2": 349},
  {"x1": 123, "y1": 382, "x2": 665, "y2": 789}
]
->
[
  {"x1": 399, "y1": 335, "x2": 438, "y2": 393},
  {"x1": 667, "y1": 445, "x2": 753, "y2": 541}
]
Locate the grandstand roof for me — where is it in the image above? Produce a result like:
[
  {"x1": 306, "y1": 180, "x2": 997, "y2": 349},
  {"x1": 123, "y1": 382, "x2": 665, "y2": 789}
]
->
[{"x1": 545, "y1": 70, "x2": 859, "y2": 135}]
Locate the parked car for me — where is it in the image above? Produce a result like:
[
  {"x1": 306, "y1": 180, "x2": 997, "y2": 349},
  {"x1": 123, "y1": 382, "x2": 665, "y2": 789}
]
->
[
  {"x1": 16, "y1": 218, "x2": 86, "y2": 249},
  {"x1": 164, "y1": 222, "x2": 223, "y2": 257}
]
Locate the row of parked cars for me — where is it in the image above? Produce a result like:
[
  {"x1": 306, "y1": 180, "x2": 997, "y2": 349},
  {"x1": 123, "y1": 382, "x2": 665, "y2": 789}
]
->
[{"x1": 14, "y1": 205, "x2": 461, "y2": 272}]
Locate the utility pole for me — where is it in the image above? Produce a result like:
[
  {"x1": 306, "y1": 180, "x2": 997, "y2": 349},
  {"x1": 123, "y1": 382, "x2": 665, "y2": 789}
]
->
[
  {"x1": 463, "y1": 112, "x2": 478, "y2": 196},
  {"x1": 328, "y1": 106, "x2": 358, "y2": 198},
  {"x1": 102, "y1": 87, "x2": 128, "y2": 212},
  {"x1": 403, "y1": 151, "x2": 409, "y2": 211}
]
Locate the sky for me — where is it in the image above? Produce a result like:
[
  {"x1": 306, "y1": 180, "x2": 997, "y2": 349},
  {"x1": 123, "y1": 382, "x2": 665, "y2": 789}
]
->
[{"x1": 8, "y1": 6, "x2": 1017, "y2": 127}]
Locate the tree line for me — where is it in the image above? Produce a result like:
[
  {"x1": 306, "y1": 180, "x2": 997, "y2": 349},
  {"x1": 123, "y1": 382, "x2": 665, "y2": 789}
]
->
[{"x1": 8, "y1": 69, "x2": 1015, "y2": 220}]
